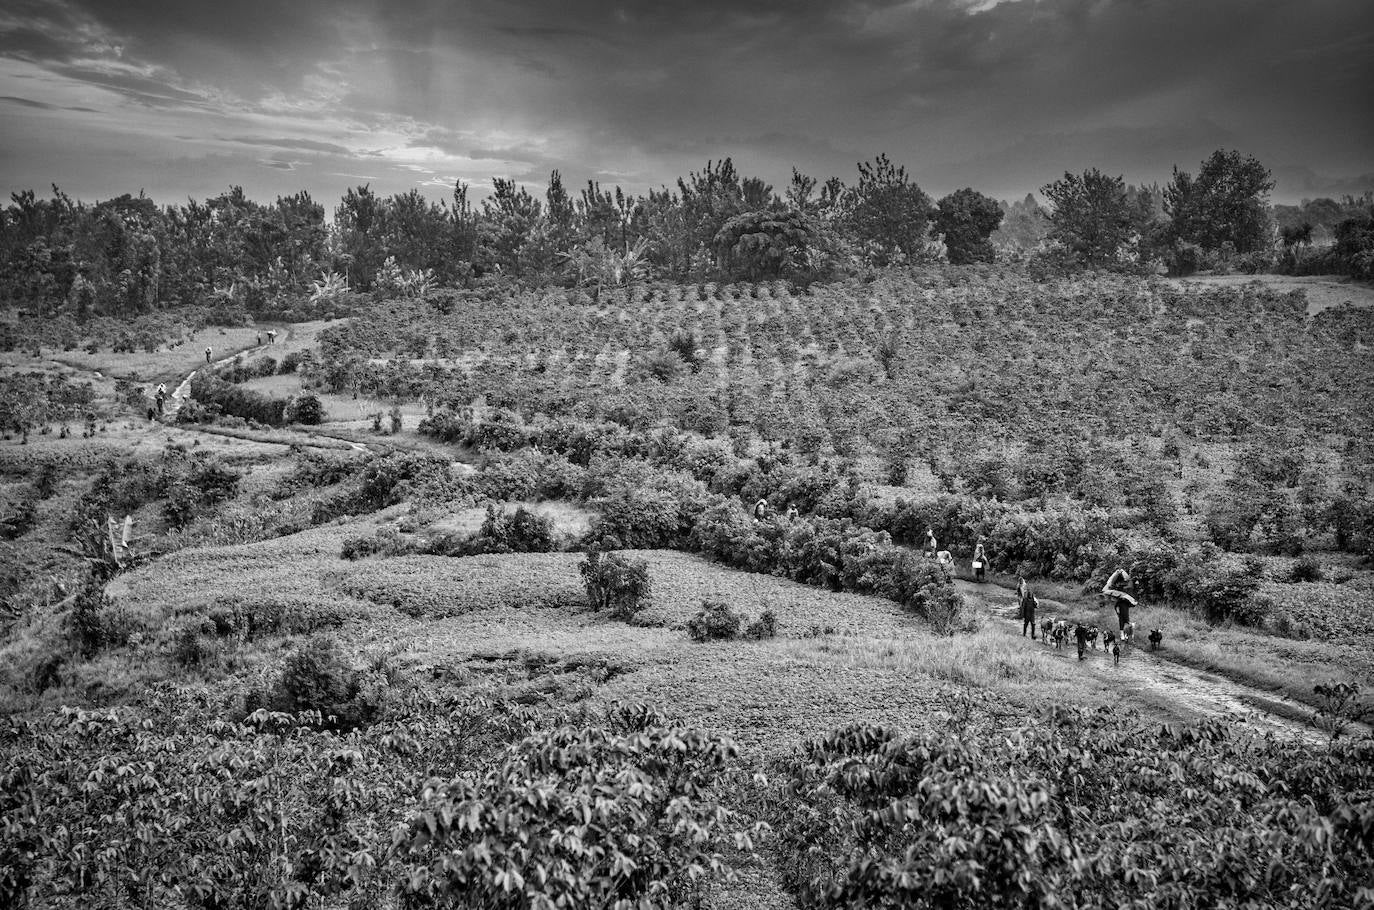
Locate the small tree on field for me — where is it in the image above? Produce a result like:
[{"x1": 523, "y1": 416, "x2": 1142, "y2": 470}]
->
[
  {"x1": 933, "y1": 188, "x2": 1004, "y2": 264},
  {"x1": 579, "y1": 548, "x2": 651, "y2": 621},
  {"x1": 283, "y1": 392, "x2": 325, "y2": 425}
]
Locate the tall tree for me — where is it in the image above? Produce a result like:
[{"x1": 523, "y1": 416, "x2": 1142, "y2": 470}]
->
[
  {"x1": 932, "y1": 188, "x2": 1003, "y2": 264},
  {"x1": 845, "y1": 154, "x2": 932, "y2": 265},
  {"x1": 1042, "y1": 169, "x2": 1132, "y2": 267},
  {"x1": 1164, "y1": 150, "x2": 1274, "y2": 254}
]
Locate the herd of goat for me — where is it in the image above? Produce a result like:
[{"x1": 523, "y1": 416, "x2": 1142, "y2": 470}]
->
[{"x1": 1037, "y1": 618, "x2": 1164, "y2": 665}]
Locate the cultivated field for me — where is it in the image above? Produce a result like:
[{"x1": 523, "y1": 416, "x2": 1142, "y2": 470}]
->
[{"x1": 2, "y1": 265, "x2": 1371, "y2": 907}]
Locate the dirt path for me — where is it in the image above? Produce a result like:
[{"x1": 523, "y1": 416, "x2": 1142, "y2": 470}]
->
[{"x1": 956, "y1": 580, "x2": 1336, "y2": 744}]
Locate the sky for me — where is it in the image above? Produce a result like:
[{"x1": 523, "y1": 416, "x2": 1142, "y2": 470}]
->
[{"x1": 0, "y1": 0, "x2": 1371, "y2": 208}]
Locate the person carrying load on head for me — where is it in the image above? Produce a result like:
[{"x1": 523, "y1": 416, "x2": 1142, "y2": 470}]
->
[
  {"x1": 1101, "y1": 567, "x2": 1136, "y2": 632},
  {"x1": 972, "y1": 537, "x2": 988, "y2": 583},
  {"x1": 753, "y1": 498, "x2": 769, "y2": 521},
  {"x1": 1017, "y1": 576, "x2": 1038, "y2": 639},
  {"x1": 935, "y1": 549, "x2": 955, "y2": 581},
  {"x1": 154, "y1": 382, "x2": 167, "y2": 415}
]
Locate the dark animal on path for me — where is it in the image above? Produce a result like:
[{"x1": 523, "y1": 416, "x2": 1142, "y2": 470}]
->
[
  {"x1": 1052, "y1": 620, "x2": 1069, "y2": 650},
  {"x1": 1112, "y1": 641, "x2": 1120, "y2": 666},
  {"x1": 1102, "y1": 631, "x2": 1117, "y2": 653},
  {"x1": 1148, "y1": 629, "x2": 1163, "y2": 651},
  {"x1": 1087, "y1": 625, "x2": 1100, "y2": 650},
  {"x1": 1040, "y1": 618, "x2": 1054, "y2": 640}
]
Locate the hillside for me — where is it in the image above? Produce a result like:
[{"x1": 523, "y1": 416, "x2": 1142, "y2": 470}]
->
[{"x1": 1, "y1": 265, "x2": 1371, "y2": 908}]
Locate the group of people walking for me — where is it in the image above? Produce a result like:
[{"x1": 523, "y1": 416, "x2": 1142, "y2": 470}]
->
[{"x1": 1015, "y1": 568, "x2": 1135, "y2": 642}]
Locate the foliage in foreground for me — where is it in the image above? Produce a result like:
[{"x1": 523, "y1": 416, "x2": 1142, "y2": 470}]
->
[
  {"x1": 0, "y1": 699, "x2": 756, "y2": 909},
  {"x1": 770, "y1": 709, "x2": 1374, "y2": 909},
  {"x1": 395, "y1": 705, "x2": 763, "y2": 909}
]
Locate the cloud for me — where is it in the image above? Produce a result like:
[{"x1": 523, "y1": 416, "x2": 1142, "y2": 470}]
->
[
  {"x1": 0, "y1": 0, "x2": 1369, "y2": 204},
  {"x1": 226, "y1": 136, "x2": 353, "y2": 155}
]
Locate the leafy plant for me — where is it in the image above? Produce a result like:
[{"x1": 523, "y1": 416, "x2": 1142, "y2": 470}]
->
[
  {"x1": 686, "y1": 599, "x2": 743, "y2": 642},
  {"x1": 579, "y1": 548, "x2": 651, "y2": 621}
]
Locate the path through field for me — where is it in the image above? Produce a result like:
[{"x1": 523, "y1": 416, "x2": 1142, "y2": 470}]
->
[
  {"x1": 165, "y1": 326, "x2": 293, "y2": 420},
  {"x1": 956, "y1": 579, "x2": 1338, "y2": 744},
  {"x1": 1168, "y1": 273, "x2": 1374, "y2": 316}
]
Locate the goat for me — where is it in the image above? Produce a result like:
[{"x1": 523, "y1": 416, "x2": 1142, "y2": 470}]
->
[
  {"x1": 1148, "y1": 629, "x2": 1163, "y2": 651},
  {"x1": 1087, "y1": 625, "x2": 1100, "y2": 650}
]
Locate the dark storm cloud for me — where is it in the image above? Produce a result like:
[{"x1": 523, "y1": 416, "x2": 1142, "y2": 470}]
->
[{"x1": 0, "y1": 0, "x2": 1370, "y2": 203}]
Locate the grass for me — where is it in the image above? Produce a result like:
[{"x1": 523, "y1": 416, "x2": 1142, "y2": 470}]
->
[{"x1": 51, "y1": 326, "x2": 265, "y2": 384}]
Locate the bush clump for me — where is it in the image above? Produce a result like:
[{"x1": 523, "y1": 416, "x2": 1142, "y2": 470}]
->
[
  {"x1": 579, "y1": 549, "x2": 651, "y2": 621},
  {"x1": 743, "y1": 609, "x2": 778, "y2": 640},
  {"x1": 686, "y1": 600, "x2": 742, "y2": 642},
  {"x1": 461, "y1": 505, "x2": 557, "y2": 555},
  {"x1": 283, "y1": 392, "x2": 325, "y2": 425},
  {"x1": 1290, "y1": 555, "x2": 1324, "y2": 583},
  {"x1": 258, "y1": 635, "x2": 381, "y2": 731}
]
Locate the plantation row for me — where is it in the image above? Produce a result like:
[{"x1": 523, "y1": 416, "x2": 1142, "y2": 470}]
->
[{"x1": 312, "y1": 269, "x2": 1373, "y2": 449}]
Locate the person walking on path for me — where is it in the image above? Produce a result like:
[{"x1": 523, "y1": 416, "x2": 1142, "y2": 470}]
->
[
  {"x1": 267, "y1": 329, "x2": 277, "y2": 344},
  {"x1": 1102, "y1": 567, "x2": 1136, "y2": 632},
  {"x1": 154, "y1": 383, "x2": 166, "y2": 416},
  {"x1": 1017, "y1": 576, "x2": 1038, "y2": 639},
  {"x1": 922, "y1": 527, "x2": 938, "y2": 559},
  {"x1": 205, "y1": 346, "x2": 213, "y2": 364},
  {"x1": 972, "y1": 537, "x2": 988, "y2": 583},
  {"x1": 1075, "y1": 623, "x2": 1090, "y2": 660}
]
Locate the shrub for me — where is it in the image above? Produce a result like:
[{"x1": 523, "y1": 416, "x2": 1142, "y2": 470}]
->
[
  {"x1": 686, "y1": 600, "x2": 742, "y2": 642},
  {"x1": 743, "y1": 609, "x2": 778, "y2": 640},
  {"x1": 341, "y1": 527, "x2": 419, "y2": 560},
  {"x1": 1200, "y1": 565, "x2": 1265, "y2": 625},
  {"x1": 283, "y1": 392, "x2": 326, "y2": 425},
  {"x1": 579, "y1": 549, "x2": 651, "y2": 621},
  {"x1": 187, "y1": 375, "x2": 287, "y2": 426},
  {"x1": 263, "y1": 634, "x2": 380, "y2": 731},
  {"x1": 1290, "y1": 555, "x2": 1324, "y2": 583},
  {"x1": 460, "y1": 505, "x2": 557, "y2": 555}
]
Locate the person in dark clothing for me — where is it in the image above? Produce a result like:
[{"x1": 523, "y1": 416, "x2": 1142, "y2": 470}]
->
[
  {"x1": 972, "y1": 537, "x2": 988, "y2": 583},
  {"x1": 205, "y1": 346, "x2": 212, "y2": 363},
  {"x1": 1115, "y1": 596, "x2": 1131, "y2": 632},
  {"x1": 1018, "y1": 577, "x2": 1037, "y2": 638},
  {"x1": 1075, "y1": 623, "x2": 1089, "y2": 660}
]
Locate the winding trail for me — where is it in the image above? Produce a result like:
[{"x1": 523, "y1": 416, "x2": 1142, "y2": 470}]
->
[
  {"x1": 957, "y1": 579, "x2": 1341, "y2": 744},
  {"x1": 165, "y1": 326, "x2": 293, "y2": 421}
]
